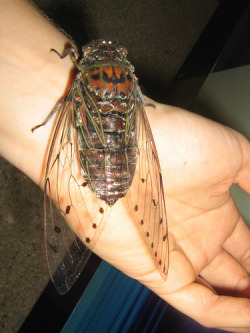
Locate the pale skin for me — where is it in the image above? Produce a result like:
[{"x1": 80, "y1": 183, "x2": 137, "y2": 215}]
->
[{"x1": 0, "y1": 0, "x2": 249, "y2": 332}]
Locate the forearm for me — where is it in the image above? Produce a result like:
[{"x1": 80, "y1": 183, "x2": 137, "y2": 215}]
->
[{"x1": 0, "y1": 0, "x2": 74, "y2": 186}]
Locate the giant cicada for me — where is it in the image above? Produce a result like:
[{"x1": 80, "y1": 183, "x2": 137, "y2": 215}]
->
[{"x1": 33, "y1": 40, "x2": 168, "y2": 294}]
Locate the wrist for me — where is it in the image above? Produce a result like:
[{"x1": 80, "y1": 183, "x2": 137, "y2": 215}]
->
[{"x1": 0, "y1": 0, "x2": 75, "y2": 186}]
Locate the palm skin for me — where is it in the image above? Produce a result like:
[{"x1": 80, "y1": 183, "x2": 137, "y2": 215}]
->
[{"x1": 79, "y1": 101, "x2": 250, "y2": 332}]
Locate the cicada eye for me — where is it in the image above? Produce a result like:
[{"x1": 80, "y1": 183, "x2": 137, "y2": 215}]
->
[
  {"x1": 82, "y1": 42, "x2": 95, "y2": 57},
  {"x1": 118, "y1": 46, "x2": 128, "y2": 58}
]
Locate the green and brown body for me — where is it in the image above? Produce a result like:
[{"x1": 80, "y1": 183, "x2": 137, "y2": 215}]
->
[{"x1": 74, "y1": 41, "x2": 139, "y2": 206}]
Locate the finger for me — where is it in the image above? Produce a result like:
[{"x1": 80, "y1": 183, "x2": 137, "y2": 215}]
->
[
  {"x1": 162, "y1": 283, "x2": 250, "y2": 333},
  {"x1": 220, "y1": 328, "x2": 249, "y2": 333},
  {"x1": 222, "y1": 214, "x2": 250, "y2": 272},
  {"x1": 200, "y1": 248, "x2": 250, "y2": 297}
]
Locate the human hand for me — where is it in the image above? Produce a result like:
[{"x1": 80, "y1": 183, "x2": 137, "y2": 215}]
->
[{"x1": 66, "y1": 101, "x2": 249, "y2": 332}]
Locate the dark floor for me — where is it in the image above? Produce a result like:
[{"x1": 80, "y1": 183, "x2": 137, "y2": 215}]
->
[{"x1": 0, "y1": 1, "x2": 220, "y2": 332}]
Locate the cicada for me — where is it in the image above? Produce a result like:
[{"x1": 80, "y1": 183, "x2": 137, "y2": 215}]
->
[{"x1": 32, "y1": 40, "x2": 168, "y2": 294}]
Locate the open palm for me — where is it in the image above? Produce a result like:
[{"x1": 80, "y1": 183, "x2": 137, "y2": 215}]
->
[{"x1": 72, "y1": 101, "x2": 250, "y2": 332}]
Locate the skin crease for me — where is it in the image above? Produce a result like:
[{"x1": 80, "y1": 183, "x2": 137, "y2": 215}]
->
[{"x1": 0, "y1": 0, "x2": 249, "y2": 332}]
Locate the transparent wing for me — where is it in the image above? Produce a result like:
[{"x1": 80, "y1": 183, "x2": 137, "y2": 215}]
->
[
  {"x1": 44, "y1": 86, "x2": 110, "y2": 294},
  {"x1": 126, "y1": 90, "x2": 168, "y2": 279}
]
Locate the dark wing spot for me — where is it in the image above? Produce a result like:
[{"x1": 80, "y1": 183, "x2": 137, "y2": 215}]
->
[
  {"x1": 99, "y1": 207, "x2": 104, "y2": 214},
  {"x1": 154, "y1": 251, "x2": 157, "y2": 257},
  {"x1": 141, "y1": 178, "x2": 145, "y2": 183},
  {"x1": 153, "y1": 199, "x2": 156, "y2": 206},
  {"x1": 92, "y1": 223, "x2": 97, "y2": 229},
  {"x1": 160, "y1": 218, "x2": 163, "y2": 224},
  {"x1": 159, "y1": 260, "x2": 162, "y2": 265},
  {"x1": 86, "y1": 237, "x2": 90, "y2": 243},
  {"x1": 163, "y1": 234, "x2": 167, "y2": 241},
  {"x1": 146, "y1": 232, "x2": 149, "y2": 237},
  {"x1": 49, "y1": 243, "x2": 58, "y2": 253},
  {"x1": 151, "y1": 242, "x2": 154, "y2": 248},
  {"x1": 82, "y1": 181, "x2": 88, "y2": 187},
  {"x1": 140, "y1": 220, "x2": 144, "y2": 225},
  {"x1": 66, "y1": 206, "x2": 70, "y2": 214},
  {"x1": 135, "y1": 205, "x2": 138, "y2": 211},
  {"x1": 54, "y1": 226, "x2": 61, "y2": 233}
]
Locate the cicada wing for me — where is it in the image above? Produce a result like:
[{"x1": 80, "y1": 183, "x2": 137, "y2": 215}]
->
[
  {"x1": 44, "y1": 93, "x2": 109, "y2": 294},
  {"x1": 44, "y1": 188, "x2": 91, "y2": 294},
  {"x1": 126, "y1": 95, "x2": 168, "y2": 279}
]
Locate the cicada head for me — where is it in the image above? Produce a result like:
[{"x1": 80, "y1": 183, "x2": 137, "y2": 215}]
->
[{"x1": 78, "y1": 40, "x2": 134, "y2": 73}]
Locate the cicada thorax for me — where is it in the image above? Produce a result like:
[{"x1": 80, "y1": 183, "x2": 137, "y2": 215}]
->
[{"x1": 74, "y1": 61, "x2": 138, "y2": 207}]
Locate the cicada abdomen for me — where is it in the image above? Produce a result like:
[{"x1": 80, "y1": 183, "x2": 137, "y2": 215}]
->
[{"x1": 33, "y1": 40, "x2": 168, "y2": 294}]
